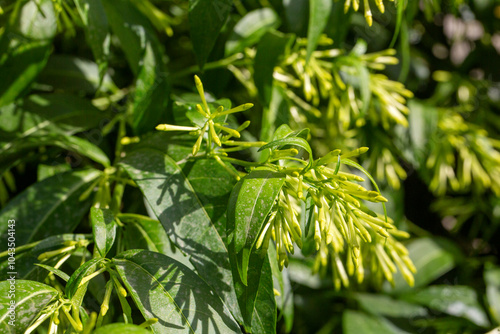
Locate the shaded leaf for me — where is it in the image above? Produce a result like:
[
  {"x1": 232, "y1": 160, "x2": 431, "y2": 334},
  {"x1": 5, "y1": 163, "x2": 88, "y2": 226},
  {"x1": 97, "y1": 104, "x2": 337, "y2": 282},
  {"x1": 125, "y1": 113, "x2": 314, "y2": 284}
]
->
[
  {"x1": 102, "y1": 0, "x2": 168, "y2": 134},
  {"x1": 94, "y1": 323, "x2": 152, "y2": 334},
  {"x1": 91, "y1": 207, "x2": 117, "y2": 257},
  {"x1": 74, "y1": 0, "x2": 110, "y2": 85},
  {"x1": 260, "y1": 136, "x2": 313, "y2": 170},
  {"x1": 485, "y1": 265, "x2": 500, "y2": 324},
  {"x1": 35, "y1": 264, "x2": 70, "y2": 282},
  {"x1": 189, "y1": 0, "x2": 233, "y2": 68},
  {"x1": 401, "y1": 285, "x2": 490, "y2": 327},
  {"x1": 65, "y1": 257, "x2": 105, "y2": 298},
  {"x1": 343, "y1": 310, "x2": 404, "y2": 334},
  {"x1": 0, "y1": 234, "x2": 89, "y2": 281},
  {"x1": 227, "y1": 168, "x2": 286, "y2": 284},
  {"x1": 269, "y1": 243, "x2": 293, "y2": 333},
  {"x1": 387, "y1": 237, "x2": 461, "y2": 292},
  {"x1": 355, "y1": 293, "x2": 427, "y2": 318},
  {"x1": 226, "y1": 8, "x2": 280, "y2": 56},
  {"x1": 0, "y1": 169, "x2": 101, "y2": 246},
  {"x1": 306, "y1": 0, "x2": 332, "y2": 62},
  {"x1": 114, "y1": 249, "x2": 241, "y2": 333},
  {"x1": 120, "y1": 148, "x2": 243, "y2": 324},
  {"x1": 254, "y1": 31, "x2": 294, "y2": 105},
  {"x1": 0, "y1": 280, "x2": 58, "y2": 334},
  {"x1": 37, "y1": 55, "x2": 116, "y2": 93},
  {"x1": 0, "y1": 0, "x2": 56, "y2": 107}
]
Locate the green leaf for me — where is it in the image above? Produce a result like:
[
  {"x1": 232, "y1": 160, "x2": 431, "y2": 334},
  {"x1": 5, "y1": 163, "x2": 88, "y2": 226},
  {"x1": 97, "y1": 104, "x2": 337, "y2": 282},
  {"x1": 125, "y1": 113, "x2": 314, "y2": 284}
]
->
[
  {"x1": 74, "y1": 0, "x2": 110, "y2": 86},
  {"x1": 261, "y1": 85, "x2": 290, "y2": 142},
  {"x1": 250, "y1": 256, "x2": 277, "y2": 334},
  {"x1": 37, "y1": 163, "x2": 71, "y2": 181},
  {"x1": 343, "y1": 310, "x2": 403, "y2": 334},
  {"x1": 0, "y1": 280, "x2": 58, "y2": 334},
  {"x1": 120, "y1": 148, "x2": 243, "y2": 324},
  {"x1": 121, "y1": 214, "x2": 171, "y2": 255},
  {"x1": 269, "y1": 244, "x2": 293, "y2": 332},
  {"x1": 401, "y1": 285, "x2": 490, "y2": 327},
  {"x1": 0, "y1": 234, "x2": 89, "y2": 281},
  {"x1": 254, "y1": 31, "x2": 294, "y2": 105},
  {"x1": 102, "y1": 0, "x2": 168, "y2": 134},
  {"x1": 227, "y1": 168, "x2": 286, "y2": 284},
  {"x1": 37, "y1": 55, "x2": 116, "y2": 93},
  {"x1": 226, "y1": 8, "x2": 281, "y2": 56},
  {"x1": 0, "y1": 0, "x2": 57, "y2": 107},
  {"x1": 35, "y1": 264, "x2": 70, "y2": 282},
  {"x1": 91, "y1": 207, "x2": 117, "y2": 257},
  {"x1": 485, "y1": 265, "x2": 500, "y2": 324},
  {"x1": 114, "y1": 249, "x2": 241, "y2": 333},
  {"x1": 0, "y1": 169, "x2": 101, "y2": 246},
  {"x1": 0, "y1": 93, "x2": 108, "y2": 162},
  {"x1": 387, "y1": 237, "x2": 462, "y2": 292},
  {"x1": 260, "y1": 136, "x2": 313, "y2": 170},
  {"x1": 94, "y1": 323, "x2": 152, "y2": 334},
  {"x1": 189, "y1": 0, "x2": 233, "y2": 68},
  {"x1": 355, "y1": 293, "x2": 427, "y2": 318},
  {"x1": 65, "y1": 257, "x2": 105, "y2": 298},
  {"x1": 306, "y1": 0, "x2": 332, "y2": 62}
]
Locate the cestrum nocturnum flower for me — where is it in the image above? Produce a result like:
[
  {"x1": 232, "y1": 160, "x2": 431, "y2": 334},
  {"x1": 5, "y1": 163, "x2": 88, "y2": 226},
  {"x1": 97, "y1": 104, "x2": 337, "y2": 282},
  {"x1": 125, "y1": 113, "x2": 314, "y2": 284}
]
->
[
  {"x1": 254, "y1": 143, "x2": 416, "y2": 287},
  {"x1": 155, "y1": 75, "x2": 260, "y2": 179}
]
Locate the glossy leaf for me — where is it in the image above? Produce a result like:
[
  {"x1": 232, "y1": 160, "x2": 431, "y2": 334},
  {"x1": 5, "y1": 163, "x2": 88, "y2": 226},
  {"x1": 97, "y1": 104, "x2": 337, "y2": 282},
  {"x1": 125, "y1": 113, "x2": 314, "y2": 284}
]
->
[
  {"x1": 35, "y1": 264, "x2": 70, "y2": 282},
  {"x1": 306, "y1": 0, "x2": 332, "y2": 62},
  {"x1": 120, "y1": 148, "x2": 243, "y2": 324},
  {"x1": 226, "y1": 8, "x2": 280, "y2": 56},
  {"x1": 485, "y1": 266, "x2": 500, "y2": 324},
  {"x1": 74, "y1": 0, "x2": 110, "y2": 85},
  {"x1": 0, "y1": 280, "x2": 58, "y2": 334},
  {"x1": 259, "y1": 136, "x2": 313, "y2": 170},
  {"x1": 189, "y1": 0, "x2": 233, "y2": 68},
  {"x1": 91, "y1": 207, "x2": 117, "y2": 257},
  {"x1": 387, "y1": 237, "x2": 461, "y2": 292},
  {"x1": 0, "y1": 0, "x2": 56, "y2": 107},
  {"x1": 65, "y1": 258, "x2": 105, "y2": 298},
  {"x1": 250, "y1": 257, "x2": 277, "y2": 334},
  {"x1": 0, "y1": 93, "x2": 108, "y2": 160},
  {"x1": 228, "y1": 168, "x2": 286, "y2": 284},
  {"x1": 94, "y1": 323, "x2": 152, "y2": 334},
  {"x1": 114, "y1": 249, "x2": 241, "y2": 333},
  {"x1": 121, "y1": 214, "x2": 171, "y2": 255},
  {"x1": 254, "y1": 31, "x2": 294, "y2": 105},
  {"x1": 401, "y1": 285, "x2": 490, "y2": 327},
  {"x1": 102, "y1": 0, "x2": 168, "y2": 134},
  {"x1": 343, "y1": 310, "x2": 403, "y2": 334},
  {"x1": 0, "y1": 234, "x2": 89, "y2": 281},
  {"x1": 355, "y1": 293, "x2": 427, "y2": 318},
  {"x1": 0, "y1": 169, "x2": 100, "y2": 246},
  {"x1": 37, "y1": 55, "x2": 116, "y2": 93},
  {"x1": 269, "y1": 244, "x2": 293, "y2": 332}
]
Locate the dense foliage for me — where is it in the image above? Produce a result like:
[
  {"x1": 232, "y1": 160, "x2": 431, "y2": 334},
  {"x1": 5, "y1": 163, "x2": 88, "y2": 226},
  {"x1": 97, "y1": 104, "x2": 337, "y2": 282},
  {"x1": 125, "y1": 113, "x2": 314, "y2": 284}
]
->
[{"x1": 0, "y1": 0, "x2": 499, "y2": 333}]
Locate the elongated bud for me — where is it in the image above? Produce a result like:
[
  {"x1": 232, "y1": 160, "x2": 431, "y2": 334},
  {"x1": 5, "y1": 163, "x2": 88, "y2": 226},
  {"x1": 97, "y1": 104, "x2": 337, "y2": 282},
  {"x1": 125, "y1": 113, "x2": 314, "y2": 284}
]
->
[
  {"x1": 236, "y1": 120, "x2": 251, "y2": 132},
  {"x1": 214, "y1": 124, "x2": 240, "y2": 138},
  {"x1": 340, "y1": 147, "x2": 369, "y2": 159},
  {"x1": 217, "y1": 103, "x2": 254, "y2": 116},
  {"x1": 100, "y1": 280, "x2": 114, "y2": 317},
  {"x1": 192, "y1": 133, "x2": 204, "y2": 156},
  {"x1": 194, "y1": 75, "x2": 210, "y2": 114},
  {"x1": 208, "y1": 121, "x2": 221, "y2": 146},
  {"x1": 156, "y1": 124, "x2": 198, "y2": 132},
  {"x1": 120, "y1": 136, "x2": 140, "y2": 145},
  {"x1": 196, "y1": 104, "x2": 208, "y2": 117}
]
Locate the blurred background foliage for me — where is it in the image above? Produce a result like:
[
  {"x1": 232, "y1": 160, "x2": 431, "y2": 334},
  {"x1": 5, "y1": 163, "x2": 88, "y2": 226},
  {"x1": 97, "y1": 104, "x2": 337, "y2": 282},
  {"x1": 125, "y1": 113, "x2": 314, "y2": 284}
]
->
[{"x1": 0, "y1": 0, "x2": 499, "y2": 333}]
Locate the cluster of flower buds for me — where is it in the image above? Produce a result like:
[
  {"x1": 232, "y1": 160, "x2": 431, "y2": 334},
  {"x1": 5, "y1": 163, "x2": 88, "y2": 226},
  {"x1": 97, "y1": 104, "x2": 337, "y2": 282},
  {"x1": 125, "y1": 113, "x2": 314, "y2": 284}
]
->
[
  {"x1": 343, "y1": 0, "x2": 394, "y2": 26},
  {"x1": 427, "y1": 111, "x2": 500, "y2": 196},
  {"x1": 156, "y1": 76, "x2": 264, "y2": 180},
  {"x1": 274, "y1": 41, "x2": 413, "y2": 131},
  {"x1": 255, "y1": 146, "x2": 416, "y2": 285}
]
